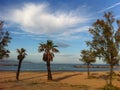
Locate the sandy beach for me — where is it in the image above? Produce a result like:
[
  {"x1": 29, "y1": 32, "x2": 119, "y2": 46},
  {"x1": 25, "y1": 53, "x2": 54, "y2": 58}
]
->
[{"x1": 0, "y1": 71, "x2": 120, "y2": 90}]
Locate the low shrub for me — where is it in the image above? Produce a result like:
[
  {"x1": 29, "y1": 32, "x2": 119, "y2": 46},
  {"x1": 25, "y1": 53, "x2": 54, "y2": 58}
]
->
[{"x1": 102, "y1": 84, "x2": 120, "y2": 90}]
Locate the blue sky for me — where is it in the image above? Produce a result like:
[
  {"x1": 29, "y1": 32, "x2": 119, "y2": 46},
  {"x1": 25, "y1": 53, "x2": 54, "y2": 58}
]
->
[{"x1": 0, "y1": 0, "x2": 120, "y2": 64}]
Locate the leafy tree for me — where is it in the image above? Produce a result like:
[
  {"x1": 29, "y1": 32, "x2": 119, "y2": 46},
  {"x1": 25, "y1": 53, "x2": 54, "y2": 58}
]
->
[
  {"x1": 38, "y1": 40, "x2": 59, "y2": 80},
  {"x1": 86, "y1": 12, "x2": 120, "y2": 86},
  {"x1": 0, "y1": 21, "x2": 11, "y2": 60},
  {"x1": 80, "y1": 49, "x2": 96, "y2": 78},
  {"x1": 16, "y1": 48, "x2": 27, "y2": 80}
]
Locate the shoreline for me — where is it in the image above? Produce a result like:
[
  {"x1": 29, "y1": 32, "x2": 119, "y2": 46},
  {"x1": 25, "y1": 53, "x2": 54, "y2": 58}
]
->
[
  {"x1": 0, "y1": 68, "x2": 120, "y2": 72},
  {"x1": 0, "y1": 70, "x2": 112, "y2": 72},
  {"x1": 0, "y1": 70, "x2": 114, "y2": 72}
]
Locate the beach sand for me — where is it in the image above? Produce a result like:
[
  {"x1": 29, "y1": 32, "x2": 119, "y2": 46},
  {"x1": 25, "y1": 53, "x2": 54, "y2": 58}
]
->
[{"x1": 0, "y1": 71, "x2": 120, "y2": 90}]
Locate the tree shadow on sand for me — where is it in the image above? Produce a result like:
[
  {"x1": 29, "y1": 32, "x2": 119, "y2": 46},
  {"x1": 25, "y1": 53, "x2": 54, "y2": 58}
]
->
[
  {"x1": 54, "y1": 73, "x2": 82, "y2": 82},
  {"x1": 0, "y1": 72, "x2": 37, "y2": 80},
  {"x1": 0, "y1": 88, "x2": 4, "y2": 90},
  {"x1": 21, "y1": 72, "x2": 63, "y2": 81},
  {"x1": 1, "y1": 72, "x2": 65, "y2": 90},
  {"x1": 0, "y1": 73, "x2": 38, "y2": 83}
]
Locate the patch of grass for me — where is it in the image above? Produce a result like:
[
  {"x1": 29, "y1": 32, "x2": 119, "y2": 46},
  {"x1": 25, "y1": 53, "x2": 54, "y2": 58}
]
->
[
  {"x1": 88, "y1": 75, "x2": 99, "y2": 79},
  {"x1": 30, "y1": 82, "x2": 39, "y2": 85},
  {"x1": 101, "y1": 84, "x2": 120, "y2": 90},
  {"x1": 70, "y1": 84, "x2": 89, "y2": 90},
  {"x1": 4, "y1": 79, "x2": 15, "y2": 83}
]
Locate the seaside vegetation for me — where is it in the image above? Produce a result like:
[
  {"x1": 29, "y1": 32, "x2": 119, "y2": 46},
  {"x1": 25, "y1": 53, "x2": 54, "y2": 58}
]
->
[
  {"x1": 38, "y1": 40, "x2": 59, "y2": 80},
  {"x1": 0, "y1": 12, "x2": 120, "y2": 90},
  {"x1": 102, "y1": 84, "x2": 120, "y2": 90},
  {"x1": 80, "y1": 49, "x2": 96, "y2": 78},
  {"x1": 86, "y1": 12, "x2": 120, "y2": 87},
  {"x1": 16, "y1": 48, "x2": 27, "y2": 80},
  {"x1": 0, "y1": 21, "x2": 11, "y2": 60}
]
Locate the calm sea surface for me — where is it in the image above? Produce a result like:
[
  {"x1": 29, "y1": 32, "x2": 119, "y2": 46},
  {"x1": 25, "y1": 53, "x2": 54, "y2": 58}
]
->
[{"x1": 0, "y1": 61, "x2": 120, "y2": 71}]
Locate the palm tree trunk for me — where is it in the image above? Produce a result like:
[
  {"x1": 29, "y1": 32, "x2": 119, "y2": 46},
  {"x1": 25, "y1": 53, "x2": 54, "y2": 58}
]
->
[
  {"x1": 87, "y1": 63, "x2": 90, "y2": 78},
  {"x1": 109, "y1": 64, "x2": 113, "y2": 86},
  {"x1": 46, "y1": 60, "x2": 52, "y2": 80},
  {"x1": 16, "y1": 60, "x2": 22, "y2": 80}
]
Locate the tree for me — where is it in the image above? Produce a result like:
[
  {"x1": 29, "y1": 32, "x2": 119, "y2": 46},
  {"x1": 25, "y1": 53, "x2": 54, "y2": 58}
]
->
[
  {"x1": 0, "y1": 21, "x2": 11, "y2": 60},
  {"x1": 86, "y1": 12, "x2": 120, "y2": 86},
  {"x1": 80, "y1": 49, "x2": 96, "y2": 78},
  {"x1": 38, "y1": 40, "x2": 59, "y2": 80},
  {"x1": 16, "y1": 48, "x2": 27, "y2": 80}
]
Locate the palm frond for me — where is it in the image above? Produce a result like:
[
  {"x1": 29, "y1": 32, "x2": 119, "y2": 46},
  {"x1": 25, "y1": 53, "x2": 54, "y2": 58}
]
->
[
  {"x1": 38, "y1": 40, "x2": 59, "y2": 62},
  {"x1": 16, "y1": 48, "x2": 27, "y2": 61},
  {"x1": 52, "y1": 48, "x2": 59, "y2": 53}
]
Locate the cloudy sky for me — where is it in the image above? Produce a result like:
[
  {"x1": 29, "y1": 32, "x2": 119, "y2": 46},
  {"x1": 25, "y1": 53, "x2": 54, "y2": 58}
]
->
[{"x1": 0, "y1": 0, "x2": 120, "y2": 64}]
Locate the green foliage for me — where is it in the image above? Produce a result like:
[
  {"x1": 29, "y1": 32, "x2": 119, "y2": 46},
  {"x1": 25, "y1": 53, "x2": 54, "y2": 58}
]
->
[
  {"x1": 16, "y1": 48, "x2": 27, "y2": 61},
  {"x1": 87, "y1": 12, "x2": 120, "y2": 66},
  {"x1": 80, "y1": 50, "x2": 96, "y2": 65},
  {"x1": 0, "y1": 21, "x2": 11, "y2": 59},
  {"x1": 102, "y1": 84, "x2": 120, "y2": 90},
  {"x1": 38, "y1": 40, "x2": 59, "y2": 62},
  {"x1": 86, "y1": 12, "x2": 120, "y2": 86}
]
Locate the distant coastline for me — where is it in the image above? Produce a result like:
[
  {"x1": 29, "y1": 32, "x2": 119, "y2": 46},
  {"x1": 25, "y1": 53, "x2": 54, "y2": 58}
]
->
[
  {"x1": 73, "y1": 65, "x2": 120, "y2": 68},
  {"x1": 0, "y1": 64, "x2": 18, "y2": 66},
  {"x1": 1, "y1": 63, "x2": 120, "y2": 71}
]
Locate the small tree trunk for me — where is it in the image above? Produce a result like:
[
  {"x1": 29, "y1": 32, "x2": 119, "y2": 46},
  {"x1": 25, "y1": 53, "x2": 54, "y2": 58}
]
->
[
  {"x1": 16, "y1": 60, "x2": 22, "y2": 80},
  {"x1": 87, "y1": 63, "x2": 90, "y2": 78},
  {"x1": 109, "y1": 64, "x2": 113, "y2": 86},
  {"x1": 46, "y1": 60, "x2": 52, "y2": 80}
]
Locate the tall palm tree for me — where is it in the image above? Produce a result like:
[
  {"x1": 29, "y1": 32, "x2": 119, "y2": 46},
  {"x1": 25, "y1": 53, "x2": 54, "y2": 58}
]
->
[
  {"x1": 16, "y1": 48, "x2": 27, "y2": 80},
  {"x1": 80, "y1": 49, "x2": 96, "y2": 78},
  {"x1": 38, "y1": 40, "x2": 59, "y2": 80}
]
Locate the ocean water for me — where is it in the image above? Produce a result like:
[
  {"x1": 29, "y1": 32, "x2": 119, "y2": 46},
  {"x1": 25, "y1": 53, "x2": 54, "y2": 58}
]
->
[{"x1": 0, "y1": 61, "x2": 120, "y2": 71}]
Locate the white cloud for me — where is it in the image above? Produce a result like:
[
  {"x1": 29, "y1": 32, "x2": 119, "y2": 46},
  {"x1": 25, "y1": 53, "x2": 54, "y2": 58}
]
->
[
  {"x1": 11, "y1": 31, "x2": 25, "y2": 35},
  {"x1": 5, "y1": 3, "x2": 90, "y2": 36},
  {"x1": 49, "y1": 26, "x2": 89, "y2": 40},
  {"x1": 59, "y1": 26, "x2": 89, "y2": 36},
  {"x1": 56, "y1": 42, "x2": 70, "y2": 48},
  {"x1": 54, "y1": 53, "x2": 80, "y2": 64}
]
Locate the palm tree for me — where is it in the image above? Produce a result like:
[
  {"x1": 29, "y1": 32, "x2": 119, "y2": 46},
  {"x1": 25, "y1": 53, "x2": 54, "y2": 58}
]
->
[
  {"x1": 80, "y1": 49, "x2": 96, "y2": 78},
  {"x1": 38, "y1": 40, "x2": 59, "y2": 80},
  {"x1": 16, "y1": 48, "x2": 27, "y2": 80}
]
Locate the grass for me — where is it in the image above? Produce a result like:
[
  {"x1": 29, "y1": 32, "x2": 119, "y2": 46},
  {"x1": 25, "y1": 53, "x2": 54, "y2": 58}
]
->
[
  {"x1": 100, "y1": 84, "x2": 120, "y2": 90},
  {"x1": 70, "y1": 84, "x2": 89, "y2": 90}
]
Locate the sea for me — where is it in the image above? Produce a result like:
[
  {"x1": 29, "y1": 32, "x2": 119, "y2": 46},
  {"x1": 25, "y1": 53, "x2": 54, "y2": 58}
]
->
[{"x1": 0, "y1": 60, "x2": 120, "y2": 72}]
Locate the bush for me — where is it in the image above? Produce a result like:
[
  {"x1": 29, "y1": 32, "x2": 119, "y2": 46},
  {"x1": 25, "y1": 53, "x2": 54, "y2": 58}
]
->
[{"x1": 102, "y1": 84, "x2": 120, "y2": 90}]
